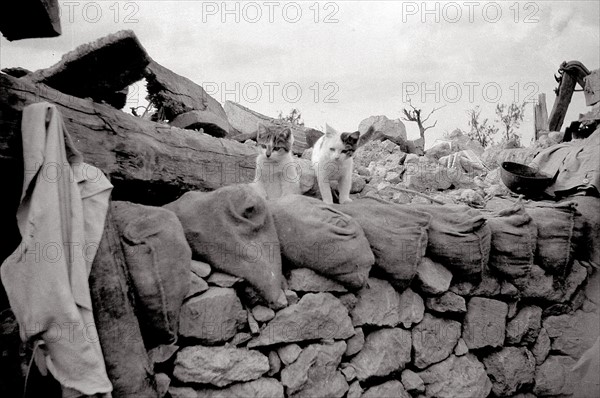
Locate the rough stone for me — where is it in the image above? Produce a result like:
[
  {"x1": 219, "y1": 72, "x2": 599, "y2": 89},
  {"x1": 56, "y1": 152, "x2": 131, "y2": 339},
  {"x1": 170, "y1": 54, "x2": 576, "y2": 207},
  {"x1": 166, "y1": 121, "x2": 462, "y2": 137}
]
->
[
  {"x1": 398, "y1": 288, "x2": 425, "y2": 328},
  {"x1": 533, "y1": 355, "x2": 576, "y2": 397},
  {"x1": 350, "y1": 278, "x2": 402, "y2": 327},
  {"x1": 186, "y1": 272, "x2": 209, "y2": 298},
  {"x1": 350, "y1": 328, "x2": 412, "y2": 381},
  {"x1": 454, "y1": 338, "x2": 468, "y2": 356},
  {"x1": 506, "y1": 305, "x2": 542, "y2": 345},
  {"x1": 148, "y1": 344, "x2": 179, "y2": 365},
  {"x1": 230, "y1": 332, "x2": 252, "y2": 347},
  {"x1": 247, "y1": 310, "x2": 260, "y2": 335},
  {"x1": 252, "y1": 305, "x2": 276, "y2": 323},
  {"x1": 346, "y1": 381, "x2": 363, "y2": 398},
  {"x1": 341, "y1": 365, "x2": 356, "y2": 382},
  {"x1": 344, "y1": 327, "x2": 365, "y2": 357},
  {"x1": 287, "y1": 268, "x2": 347, "y2": 293},
  {"x1": 285, "y1": 289, "x2": 299, "y2": 305},
  {"x1": 418, "y1": 354, "x2": 492, "y2": 398},
  {"x1": 339, "y1": 293, "x2": 358, "y2": 312},
  {"x1": 281, "y1": 342, "x2": 348, "y2": 398},
  {"x1": 405, "y1": 165, "x2": 454, "y2": 192},
  {"x1": 277, "y1": 344, "x2": 302, "y2": 366},
  {"x1": 416, "y1": 258, "x2": 453, "y2": 295},
  {"x1": 543, "y1": 308, "x2": 600, "y2": 359},
  {"x1": 248, "y1": 293, "x2": 355, "y2": 347},
  {"x1": 482, "y1": 347, "x2": 535, "y2": 397},
  {"x1": 155, "y1": 373, "x2": 170, "y2": 397},
  {"x1": 425, "y1": 292, "x2": 466, "y2": 314},
  {"x1": 412, "y1": 313, "x2": 462, "y2": 369},
  {"x1": 358, "y1": 115, "x2": 408, "y2": 145},
  {"x1": 362, "y1": 380, "x2": 410, "y2": 398},
  {"x1": 173, "y1": 345, "x2": 269, "y2": 387},
  {"x1": 207, "y1": 272, "x2": 243, "y2": 287},
  {"x1": 531, "y1": 328, "x2": 551, "y2": 365},
  {"x1": 268, "y1": 351, "x2": 281, "y2": 376},
  {"x1": 179, "y1": 288, "x2": 246, "y2": 343},
  {"x1": 463, "y1": 297, "x2": 507, "y2": 349},
  {"x1": 507, "y1": 301, "x2": 519, "y2": 319},
  {"x1": 351, "y1": 174, "x2": 367, "y2": 193},
  {"x1": 169, "y1": 378, "x2": 284, "y2": 398},
  {"x1": 402, "y1": 369, "x2": 425, "y2": 394},
  {"x1": 190, "y1": 259, "x2": 211, "y2": 278}
]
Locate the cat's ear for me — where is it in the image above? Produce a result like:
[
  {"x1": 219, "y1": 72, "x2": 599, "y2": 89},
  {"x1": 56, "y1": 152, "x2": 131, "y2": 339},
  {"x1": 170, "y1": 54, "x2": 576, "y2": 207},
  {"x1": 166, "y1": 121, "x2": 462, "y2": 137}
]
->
[
  {"x1": 281, "y1": 127, "x2": 292, "y2": 140},
  {"x1": 325, "y1": 124, "x2": 338, "y2": 137},
  {"x1": 256, "y1": 123, "x2": 268, "y2": 139},
  {"x1": 341, "y1": 131, "x2": 360, "y2": 145}
]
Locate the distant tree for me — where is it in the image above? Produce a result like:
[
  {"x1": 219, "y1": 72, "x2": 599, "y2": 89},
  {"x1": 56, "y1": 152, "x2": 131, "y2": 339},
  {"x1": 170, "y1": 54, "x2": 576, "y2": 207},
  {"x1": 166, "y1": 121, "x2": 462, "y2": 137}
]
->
[
  {"x1": 466, "y1": 106, "x2": 499, "y2": 148},
  {"x1": 495, "y1": 101, "x2": 526, "y2": 147},
  {"x1": 278, "y1": 108, "x2": 304, "y2": 126},
  {"x1": 401, "y1": 97, "x2": 445, "y2": 147}
]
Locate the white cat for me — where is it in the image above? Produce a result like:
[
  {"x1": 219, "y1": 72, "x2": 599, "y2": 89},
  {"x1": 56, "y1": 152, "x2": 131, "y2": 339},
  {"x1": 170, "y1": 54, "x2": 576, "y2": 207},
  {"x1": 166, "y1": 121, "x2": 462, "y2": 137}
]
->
[
  {"x1": 251, "y1": 124, "x2": 301, "y2": 200},
  {"x1": 311, "y1": 124, "x2": 366, "y2": 204}
]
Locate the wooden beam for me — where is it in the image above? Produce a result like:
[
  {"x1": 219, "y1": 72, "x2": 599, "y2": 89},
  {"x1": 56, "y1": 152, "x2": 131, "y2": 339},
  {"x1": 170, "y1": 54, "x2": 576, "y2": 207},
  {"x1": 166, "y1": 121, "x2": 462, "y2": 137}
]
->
[{"x1": 0, "y1": 73, "x2": 258, "y2": 207}]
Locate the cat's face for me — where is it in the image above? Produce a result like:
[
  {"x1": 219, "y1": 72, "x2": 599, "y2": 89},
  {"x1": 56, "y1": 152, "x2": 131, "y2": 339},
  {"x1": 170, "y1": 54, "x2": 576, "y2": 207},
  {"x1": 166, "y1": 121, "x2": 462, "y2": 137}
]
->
[
  {"x1": 324, "y1": 125, "x2": 360, "y2": 161},
  {"x1": 256, "y1": 124, "x2": 294, "y2": 160}
]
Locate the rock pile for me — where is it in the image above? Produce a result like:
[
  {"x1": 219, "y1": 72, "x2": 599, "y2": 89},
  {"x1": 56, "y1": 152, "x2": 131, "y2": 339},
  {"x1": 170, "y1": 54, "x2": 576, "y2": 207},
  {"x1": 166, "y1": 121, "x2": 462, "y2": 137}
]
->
[{"x1": 154, "y1": 253, "x2": 598, "y2": 398}]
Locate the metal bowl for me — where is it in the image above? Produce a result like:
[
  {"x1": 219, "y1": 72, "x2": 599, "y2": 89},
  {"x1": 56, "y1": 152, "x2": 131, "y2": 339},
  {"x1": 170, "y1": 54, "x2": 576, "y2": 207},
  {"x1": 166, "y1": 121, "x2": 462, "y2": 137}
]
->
[{"x1": 500, "y1": 162, "x2": 553, "y2": 196}]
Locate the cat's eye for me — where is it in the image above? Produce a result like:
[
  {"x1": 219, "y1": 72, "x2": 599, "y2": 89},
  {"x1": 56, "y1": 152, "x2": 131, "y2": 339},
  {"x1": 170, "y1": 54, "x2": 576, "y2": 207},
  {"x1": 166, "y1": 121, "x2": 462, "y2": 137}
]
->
[
  {"x1": 329, "y1": 148, "x2": 335, "y2": 152},
  {"x1": 260, "y1": 144, "x2": 267, "y2": 148}
]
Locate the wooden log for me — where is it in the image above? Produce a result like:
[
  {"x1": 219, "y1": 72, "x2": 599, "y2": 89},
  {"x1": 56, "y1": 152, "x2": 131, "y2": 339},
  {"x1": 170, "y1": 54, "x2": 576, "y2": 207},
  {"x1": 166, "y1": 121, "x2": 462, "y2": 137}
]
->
[
  {"x1": 145, "y1": 60, "x2": 231, "y2": 137},
  {"x1": 224, "y1": 100, "x2": 322, "y2": 155},
  {"x1": 534, "y1": 93, "x2": 549, "y2": 140},
  {"x1": 0, "y1": 73, "x2": 258, "y2": 208},
  {"x1": 0, "y1": 0, "x2": 60, "y2": 41},
  {"x1": 25, "y1": 30, "x2": 150, "y2": 109}
]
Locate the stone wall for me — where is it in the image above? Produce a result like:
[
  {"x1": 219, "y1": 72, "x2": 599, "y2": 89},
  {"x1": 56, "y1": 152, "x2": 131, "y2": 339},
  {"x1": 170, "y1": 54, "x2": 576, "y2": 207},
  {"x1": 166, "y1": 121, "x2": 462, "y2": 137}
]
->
[{"x1": 158, "y1": 255, "x2": 599, "y2": 398}]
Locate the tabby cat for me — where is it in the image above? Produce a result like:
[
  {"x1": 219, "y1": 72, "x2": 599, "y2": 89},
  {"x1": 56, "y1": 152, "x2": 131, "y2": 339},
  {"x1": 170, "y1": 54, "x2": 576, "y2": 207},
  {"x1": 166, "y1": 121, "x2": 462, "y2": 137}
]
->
[{"x1": 251, "y1": 124, "x2": 301, "y2": 200}]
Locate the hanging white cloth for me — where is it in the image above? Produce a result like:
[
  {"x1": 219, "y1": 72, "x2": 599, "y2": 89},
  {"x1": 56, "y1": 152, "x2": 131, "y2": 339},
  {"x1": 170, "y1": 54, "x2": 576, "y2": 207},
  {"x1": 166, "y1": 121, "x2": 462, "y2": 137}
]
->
[{"x1": 1, "y1": 102, "x2": 113, "y2": 395}]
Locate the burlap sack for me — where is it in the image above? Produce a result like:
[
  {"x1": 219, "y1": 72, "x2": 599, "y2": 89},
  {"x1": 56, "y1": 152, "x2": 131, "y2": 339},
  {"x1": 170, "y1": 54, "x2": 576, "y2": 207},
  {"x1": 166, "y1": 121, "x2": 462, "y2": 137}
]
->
[
  {"x1": 485, "y1": 202, "x2": 538, "y2": 278},
  {"x1": 112, "y1": 202, "x2": 191, "y2": 348},
  {"x1": 164, "y1": 185, "x2": 286, "y2": 308},
  {"x1": 525, "y1": 201, "x2": 585, "y2": 275},
  {"x1": 411, "y1": 204, "x2": 492, "y2": 276},
  {"x1": 340, "y1": 199, "x2": 430, "y2": 289},
  {"x1": 268, "y1": 195, "x2": 374, "y2": 290}
]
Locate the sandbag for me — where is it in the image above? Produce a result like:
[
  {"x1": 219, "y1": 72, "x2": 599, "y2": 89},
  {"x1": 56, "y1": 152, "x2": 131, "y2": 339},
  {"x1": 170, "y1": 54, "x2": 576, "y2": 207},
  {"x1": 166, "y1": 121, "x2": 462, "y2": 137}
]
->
[
  {"x1": 525, "y1": 201, "x2": 585, "y2": 275},
  {"x1": 340, "y1": 199, "x2": 430, "y2": 289},
  {"x1": 567, "y1": 196, "x2": 600, "y2": 266},
  {"x1": 485, "y1": 202, "x2": 538, "y2": 278},
  {"x1": 411, "y1": 204, "x2": 491, "y2": 276},
  {"x1": 112, "y1": 201, "x2": 191, "y2": 349},
  {"x1": 164, "y1": 185, "x2": 286, "y2": 308},
  {"x1": 268, "y1": 195, "x2": 374, "y2": 290},
  {"x1": 89, "y1": 210, "x2": 158, "y2": 398}
]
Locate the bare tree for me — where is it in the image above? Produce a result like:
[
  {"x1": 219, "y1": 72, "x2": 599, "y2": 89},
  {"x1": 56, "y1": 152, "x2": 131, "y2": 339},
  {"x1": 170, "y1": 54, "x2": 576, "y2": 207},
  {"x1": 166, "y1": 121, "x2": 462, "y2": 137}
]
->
[
  {"x1": 495, "y1": 102, "x2": 526, "y2": 146},
  {"x1": 278, "y1": 108, "x2": 304, "y2": 126},
  {"x1": 401, "y1": 97, "x2": 445, "y2": 146},
  {"x1": 466, "y1": 106, "x2": 499, "y2": 148}
]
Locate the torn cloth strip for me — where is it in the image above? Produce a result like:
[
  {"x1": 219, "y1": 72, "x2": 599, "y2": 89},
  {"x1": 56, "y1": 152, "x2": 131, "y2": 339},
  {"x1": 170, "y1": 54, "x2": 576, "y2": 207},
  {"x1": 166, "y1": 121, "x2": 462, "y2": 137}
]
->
[{"x1": 0, "y1": 102, "x2": 113, "y2": 395}]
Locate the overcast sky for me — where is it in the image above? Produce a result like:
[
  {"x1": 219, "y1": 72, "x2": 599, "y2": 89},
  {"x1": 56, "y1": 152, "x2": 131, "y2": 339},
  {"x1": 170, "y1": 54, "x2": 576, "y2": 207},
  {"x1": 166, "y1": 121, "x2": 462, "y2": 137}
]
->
[{"x1": 1, "y1": 1, "x2": 599, "y2": 147}]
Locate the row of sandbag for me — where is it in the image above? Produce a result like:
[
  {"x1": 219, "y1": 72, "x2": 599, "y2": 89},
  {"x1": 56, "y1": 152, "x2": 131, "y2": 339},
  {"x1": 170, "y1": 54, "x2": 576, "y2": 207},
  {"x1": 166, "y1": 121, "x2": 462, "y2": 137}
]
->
[
  {"x1": 163, "y1": 185, "x2": 491, "y2": 307},
  {"x1": 109, "y1": 186, "x2": 588, "y2": 353}
]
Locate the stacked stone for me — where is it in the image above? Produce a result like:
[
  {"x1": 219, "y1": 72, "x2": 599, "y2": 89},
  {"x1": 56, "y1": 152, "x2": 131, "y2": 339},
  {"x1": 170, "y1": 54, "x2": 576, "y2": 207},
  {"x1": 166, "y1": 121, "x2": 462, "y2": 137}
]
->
[{"x1": 154, "y1": 255, "x2": 596, "y2": 398}]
